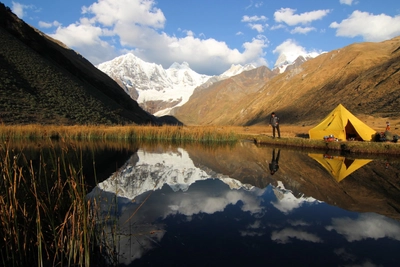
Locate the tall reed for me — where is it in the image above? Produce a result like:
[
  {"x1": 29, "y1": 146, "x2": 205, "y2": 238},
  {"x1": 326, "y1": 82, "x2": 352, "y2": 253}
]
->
[{"x1": 0, "y1": 141, "x2": 100, "y2": 266}]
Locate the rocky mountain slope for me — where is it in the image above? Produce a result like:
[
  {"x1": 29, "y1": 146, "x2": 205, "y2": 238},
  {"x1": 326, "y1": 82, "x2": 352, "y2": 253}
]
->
[
  {"x1": 174, "y1": 37, "x2": 400, "y2": 126},
  {"x1": 0, "y1": 3, "x2": 156, "y2": 125}
]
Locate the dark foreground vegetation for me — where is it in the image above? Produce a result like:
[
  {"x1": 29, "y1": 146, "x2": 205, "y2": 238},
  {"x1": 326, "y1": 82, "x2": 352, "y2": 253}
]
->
[{"x1": 0, "y1": 141, "x2": 102, "y2": 266}]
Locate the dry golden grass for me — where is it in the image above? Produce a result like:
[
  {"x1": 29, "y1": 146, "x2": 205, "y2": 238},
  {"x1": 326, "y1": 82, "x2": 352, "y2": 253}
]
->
[
  {"x1": 2, "y1": 120, "x2": 399, "y2": 141},
  {"x1": 0, "y1": 124, "x2": 239, "y2": 142}
]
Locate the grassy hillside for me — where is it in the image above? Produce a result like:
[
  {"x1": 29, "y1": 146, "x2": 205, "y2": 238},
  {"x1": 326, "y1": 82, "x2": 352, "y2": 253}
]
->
[
  {"x1": 0, "y1": 3, "x2": 155, "y2": 125},
  {"x1": 175, "y1": 37, "x2": 400, "y2": 127},
  {"x1": 171, "y1": 66, "x2": 276, "y2": 125}
]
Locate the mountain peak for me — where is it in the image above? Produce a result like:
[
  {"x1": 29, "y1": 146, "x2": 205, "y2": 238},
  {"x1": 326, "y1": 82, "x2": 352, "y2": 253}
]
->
[
  {"x1": 169, "y1": 61, "x2": 190, "y2": 70},
  {"x1": 274, "y1": 52, "x2": 320, "y2": 73},
  {"x1": 220, "y1": 63, "x2": 256, "y2": 78},
  {"x1": 97, "y1": 55, "x2": 211, "y2": 116}
]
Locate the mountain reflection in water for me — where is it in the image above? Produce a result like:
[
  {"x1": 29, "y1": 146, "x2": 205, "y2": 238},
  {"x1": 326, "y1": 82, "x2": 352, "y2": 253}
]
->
[{"x1": 87, "y1": 141, "x2": 400, "y2": 266}]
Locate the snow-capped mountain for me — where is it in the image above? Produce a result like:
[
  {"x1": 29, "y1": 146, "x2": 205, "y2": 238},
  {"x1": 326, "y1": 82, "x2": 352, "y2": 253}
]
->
[
  {"x1": 96, "y1": 52, "x2": 318, "y2": 117},
  {"x1": 96, "y1": 54, "x2": 256, "y2": 116},
  {"x1": 274, "y1": 52, "x2": 320, "y2": 73},
  {"x1": 219, "y1": 63, "x2": 256, "y2": 79},
  {"x1": 97, "y1": 54, "x2": 209, "y2": 115},
  {"x1": 88, "y1": 148, "x2": 255, "y2": 201}
]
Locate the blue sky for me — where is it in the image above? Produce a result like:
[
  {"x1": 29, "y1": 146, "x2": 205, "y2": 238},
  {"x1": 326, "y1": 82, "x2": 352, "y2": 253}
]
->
[{"x1": 4, "y1": 0, "x2": 400, "y2": 75}]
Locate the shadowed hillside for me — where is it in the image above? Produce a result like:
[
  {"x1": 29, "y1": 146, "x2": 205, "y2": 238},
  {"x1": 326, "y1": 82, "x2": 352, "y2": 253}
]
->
[
  {"x1": 0, "y1": 3, "x2": 156, "y2": 125},
  {"x1": 175, "y1": 37, "x2": 400, "y2": 127}
]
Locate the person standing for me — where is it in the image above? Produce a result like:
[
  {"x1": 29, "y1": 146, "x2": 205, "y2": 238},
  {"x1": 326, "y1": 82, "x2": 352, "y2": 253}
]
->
[{"x1": 269, "y1": 112, "x2": 281, "y2": 138}]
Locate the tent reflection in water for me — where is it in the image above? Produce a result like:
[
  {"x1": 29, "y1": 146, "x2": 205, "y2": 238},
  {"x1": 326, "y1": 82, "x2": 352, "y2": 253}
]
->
[
  {"x1": 308, "y1": 153, "x2": 372, "y2": 182},
  {"x1": 309, "y1": 104, "x2": 376, "y2": 141}
]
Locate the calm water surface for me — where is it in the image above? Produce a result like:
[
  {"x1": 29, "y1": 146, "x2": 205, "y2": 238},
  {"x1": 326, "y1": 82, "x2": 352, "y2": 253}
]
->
[{"x1": 87, "y1": 141, "x2": 400, "y2": 266}]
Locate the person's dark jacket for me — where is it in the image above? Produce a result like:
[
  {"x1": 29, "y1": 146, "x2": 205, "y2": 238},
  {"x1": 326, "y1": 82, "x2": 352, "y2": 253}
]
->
[{"x1": 270, "y1": 116, "x2": 279, "y2": 127}]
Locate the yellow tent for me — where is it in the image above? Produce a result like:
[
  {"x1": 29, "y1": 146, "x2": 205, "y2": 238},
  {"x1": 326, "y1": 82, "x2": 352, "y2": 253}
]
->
[
  {"x1": 308, "y1": 153, "x2": 372, "y2": 182},
  {"x1": 309, "y1": 104, "x2": 376, "y2": 141}
]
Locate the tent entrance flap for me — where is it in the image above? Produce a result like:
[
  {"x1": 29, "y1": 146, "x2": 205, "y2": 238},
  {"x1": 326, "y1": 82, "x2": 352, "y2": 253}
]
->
[{"x1": 345, "y1": 120, "x2": 362, "y2": 141}]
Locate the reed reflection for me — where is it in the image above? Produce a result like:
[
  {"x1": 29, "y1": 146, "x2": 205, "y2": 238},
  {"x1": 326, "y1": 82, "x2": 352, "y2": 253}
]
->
[{"x1": 88, "y1": 142, "x2": 400, "y2": 266}]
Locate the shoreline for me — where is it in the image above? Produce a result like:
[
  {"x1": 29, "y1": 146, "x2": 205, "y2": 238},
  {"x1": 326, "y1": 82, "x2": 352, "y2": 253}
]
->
[{"x1": 247, "y1": 134, "x2": 400, "y2": 155}]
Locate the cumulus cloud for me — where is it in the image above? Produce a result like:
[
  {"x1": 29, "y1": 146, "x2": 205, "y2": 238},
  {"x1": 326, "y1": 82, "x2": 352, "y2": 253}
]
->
[
  {"x1": 339, "y1": 0, "x2": 354, "y2": 5},
  {"x1": 11, "y1": 1, "x2": 35, "y2": 19},
  {"x1": 271, "y1": 228, "x2": 322, "y2": 244},
  {"x1": 38, "y1": 20, "x2": 61, "y2": 28},
  {"x1": 249, "y1": 23, "x2": 265, "y2": 33},
  {"x1": 242, "y1": 15, "x2": 267, "y2": 23},
  {"x1": 270, "y1": 24, "x2": 286, "y2": 30},
  {"x1": 274, "y1": 8, "x2": 330, "y2": 26},
  {"x1": 326, "y1": 213, "x2": 400, "y2": 242},
  {"x1": 46, "y1": 0, "x2": 269, "y2": 75},
  {"x1": 272, "y1": 39, "x2": 321, "y2": 66},
  {"x1": 290, "y1": 26, "x2": 316, "y2": 34},
  {"x1": 330, "y1": 10, "x2": 400, "y2": 42},
  {"x1": 242, "y1": 16, "x2": 268, "y2": 34}
]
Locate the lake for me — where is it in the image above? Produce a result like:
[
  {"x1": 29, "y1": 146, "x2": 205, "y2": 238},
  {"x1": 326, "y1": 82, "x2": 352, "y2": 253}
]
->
[{"x1": 85, "y1": 141, "x2": 400, "y2": 266}]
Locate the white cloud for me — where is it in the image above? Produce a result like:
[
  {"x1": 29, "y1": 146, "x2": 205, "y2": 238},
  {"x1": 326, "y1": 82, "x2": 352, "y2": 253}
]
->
[
  {"x1": 245, "y1": 1, "x2": 264, "y2": 10},
  {"x1": 330, "y1": 10, "x2": 400, "y2": 42},
  {"x1": 249, "y1": 23, "x2": 265, "y2": 33},
  {"x1": 183, "y1": 30, "x2": 194, "y2": 37},
  {"x1": 38, "y1": 20, "x2": 61, "y2": 28},
  {"x1": 46, "y1": 0, "x2": 269, "y2": 75},
  {"x1": 290, "y1": 26, "x2": 316, "y2": 34},
  {"x1": 52, "y1": 21, "x2": 107, "y2": 47},
  {"x1": 255, "y1": 2, "x2": 263, "y2": 8},
  {"x1": 271, "y1": 228, "x2": 323, "y2": 244},
  {"x1": 270, "y1": 24, "x2": 286, "y2": 30},
  {"x1": 11, "y1": 1, "x2": 34, "y2": 19},
  {"x1": 273, "y1": 39, "x2": 320, "y2": 65},
  {"x1": 242, "y1": 15, "x2": 268, "y2": 34},
  {"x1": 81, "y1": 0, "x2": 166, "y2": 28},
  {"x1": 131, "y1": 34, "x2": 268, "y2": 75},
  {"x1": 242, "y1": 15, "x2": 267, "y2": 23},
  {"x1": 339, "y1": 0, "x2": 354, "y2": 5},
  {"x1": 326, "y1": 213, "x2": 400, "y2": 242},
  {"x1": 274, "y1": 8, "x2": 330, "y2": 26},
  {"x1": 50, "y1": 20, "x2": 118, "y2": 64}
]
